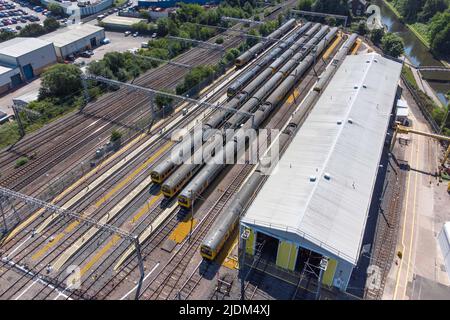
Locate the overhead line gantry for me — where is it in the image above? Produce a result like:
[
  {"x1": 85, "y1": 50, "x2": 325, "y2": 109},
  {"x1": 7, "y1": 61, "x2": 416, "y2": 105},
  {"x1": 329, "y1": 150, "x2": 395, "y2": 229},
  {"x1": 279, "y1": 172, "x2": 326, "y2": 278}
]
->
[
  {"x1": 0, "y1": 186, "x2": 146, "y2": 300},
  {"x1": 81, "y1": 74, "x2": 256, "y2": 127}
]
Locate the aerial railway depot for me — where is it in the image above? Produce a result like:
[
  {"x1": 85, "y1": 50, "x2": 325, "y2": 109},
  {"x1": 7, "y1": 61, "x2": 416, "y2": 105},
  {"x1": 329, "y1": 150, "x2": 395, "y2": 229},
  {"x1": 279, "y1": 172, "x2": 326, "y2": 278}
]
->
[{"x1": 0, "y1": 3, "x2": 449, "y2": 304}]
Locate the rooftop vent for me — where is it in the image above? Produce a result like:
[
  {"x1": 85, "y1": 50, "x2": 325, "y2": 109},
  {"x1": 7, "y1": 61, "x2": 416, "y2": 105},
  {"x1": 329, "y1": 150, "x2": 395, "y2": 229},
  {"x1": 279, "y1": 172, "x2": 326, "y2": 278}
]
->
[
  {"x1": 309, "y1": 175, "x2": 317, "y2": 182},
  {"x1": 337, "y1": 120, "x2": 342, "y2": 125},
  {"x1": 363, "y1": 84, "x2": 367, "y2": 88},
  {"x1": 348, "y1": 118, "x2": 353, "y2": 124},
  {"x1": 324, "y1": 173, "x2": 331, "y2": 180},
  {"x1": 354, "y1": 85, "x2": 358, "y2": 89}
]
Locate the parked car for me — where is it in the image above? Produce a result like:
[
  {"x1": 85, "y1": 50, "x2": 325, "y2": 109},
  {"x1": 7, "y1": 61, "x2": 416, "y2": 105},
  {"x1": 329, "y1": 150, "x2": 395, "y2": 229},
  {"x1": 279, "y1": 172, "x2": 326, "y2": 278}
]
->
[
  {"x1": 132, "y1": 31, "x2": 138, "y2": 37},
  {"x1": 141, "y1": 42, "x2": 148, "y2": 48},
  {"x1": 152, "y1": 32, "x2": 157, "y2": 38},
  {"x1": 100, "y1": 37, "x2": 110, "y2": 44},
  {"x1": 79, "y1": 51, "x2": 91, "y2": 58},
  {"x1": 124, "y1": 30, "x2": 131, "y2": 36}
]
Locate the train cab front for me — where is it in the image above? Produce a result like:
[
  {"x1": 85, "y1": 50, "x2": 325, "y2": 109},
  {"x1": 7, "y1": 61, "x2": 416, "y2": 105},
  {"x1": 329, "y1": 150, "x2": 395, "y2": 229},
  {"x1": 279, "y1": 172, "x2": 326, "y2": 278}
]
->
[
  {"x1": 200, "y1": 244, "x2": 215, "y2": 260},
  {"x1": 161, "y1": 184, "x2": 174, "y2": 198},
  {"x1": 150, "y1": 171, "x2": 162, "y2": 184},
  {"x1": 178, "y1": 194, "x2": 191, "y2": 209}
]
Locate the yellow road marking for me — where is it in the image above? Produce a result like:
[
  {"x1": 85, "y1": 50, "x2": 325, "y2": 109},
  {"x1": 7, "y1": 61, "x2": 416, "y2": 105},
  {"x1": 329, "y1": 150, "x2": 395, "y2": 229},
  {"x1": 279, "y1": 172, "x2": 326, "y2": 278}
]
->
[
  {"x1": 222, "y1": 236, "x2": 239, "y2": 270},
  {"x1": 80, "y1": 235, "x2": 121, "y2": 278},
  {"x1": 322, "y1": 35, "x2": 342, "y2": 60},
  {"x1": 351, "y1": 39, "x2": 361, "y2": 55},
  {"x1": 393, "y1": 132, "x2": 417, "y2": 299},
  {"x1": 71, "y1": 193, "x2": 163, "y2": 278},
  {"x1": 31, "y1": 141, "x2": 173, "y2": 261},
  {"x1": 169, "y1": 218, "x2": 197, "y2": 243},
  {"x1": 2, "y1": 131, "x2": 148, "y2": 245},
  {"x1": 287, "y1": 89, "x2": 299, "y2": 104},
  {"x1": 402, "y1": 136, "x2": 421, "y2": 299}
]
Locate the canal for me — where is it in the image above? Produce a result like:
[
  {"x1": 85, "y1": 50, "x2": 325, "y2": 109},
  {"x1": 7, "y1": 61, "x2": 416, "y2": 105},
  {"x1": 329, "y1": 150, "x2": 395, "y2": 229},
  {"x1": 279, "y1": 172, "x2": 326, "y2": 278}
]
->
[{"x1": 374, "y1": 0, "x2": 449, "y2": 105}]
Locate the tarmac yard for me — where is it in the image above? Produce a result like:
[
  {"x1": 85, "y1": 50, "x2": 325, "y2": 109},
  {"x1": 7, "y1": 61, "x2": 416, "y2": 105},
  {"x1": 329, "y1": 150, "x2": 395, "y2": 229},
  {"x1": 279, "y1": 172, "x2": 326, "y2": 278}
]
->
[{"x1": 382, "y1": 80, "x2": 450, "y2": 300}]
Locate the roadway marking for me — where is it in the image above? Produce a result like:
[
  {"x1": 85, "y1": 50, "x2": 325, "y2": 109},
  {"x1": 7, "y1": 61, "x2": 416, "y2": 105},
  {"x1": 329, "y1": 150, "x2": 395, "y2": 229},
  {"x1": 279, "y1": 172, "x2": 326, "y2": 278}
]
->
[
  {"x1": 74, "y1": 193, "x2": 163, "y2": 279},
  {"x1": 169, "y1": 218, "x2": 198, "y2": 243},
  {"x1": 31, "y1": 142, "x2": 172, "y2": 262},
  {"x1": 3, "y1": 257, "x2": 72, "y2": 300},
  {"x1": 1, "y1": 129, "x2": 148, "y2": 245},
  {"x1": 14, "y1": 279, "x2": 38, "y2": 300},
  {"x1": 7, "y1": 235, "x2": 32, "y2": 259},
  {"x1": 392, "y1": 131, "x2": 416, "y2": 299},
  {"x1": 402, "y1": 132, "x2": 421, "y2": 299},
  {"x1": 119, "y1": 262, "x2": 160, "y2": 300}
]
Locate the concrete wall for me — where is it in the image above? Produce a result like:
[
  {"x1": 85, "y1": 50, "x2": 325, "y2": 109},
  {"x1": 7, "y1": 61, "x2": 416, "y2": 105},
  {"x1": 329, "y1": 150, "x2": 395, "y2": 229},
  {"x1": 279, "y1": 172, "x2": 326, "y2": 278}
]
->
[
  {"x1": 243, "y1": 223, "x2": 356, "y2": 292},
  {"x1": 0, "y1": 67, "x2": 21, "y2": 94},
  {"x1": 16, "y1": 43, "x2": 57, "y2": 76},
  {"x1": 56, "y1": 29, "x2": 105, "y2": 59}
]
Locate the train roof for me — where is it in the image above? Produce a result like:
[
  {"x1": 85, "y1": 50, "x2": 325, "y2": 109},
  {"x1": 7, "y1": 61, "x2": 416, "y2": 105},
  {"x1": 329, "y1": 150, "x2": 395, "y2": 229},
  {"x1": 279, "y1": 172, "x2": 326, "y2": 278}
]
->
[{"x1": 241, "y1": 53, "x2": 402, "y2": 265}]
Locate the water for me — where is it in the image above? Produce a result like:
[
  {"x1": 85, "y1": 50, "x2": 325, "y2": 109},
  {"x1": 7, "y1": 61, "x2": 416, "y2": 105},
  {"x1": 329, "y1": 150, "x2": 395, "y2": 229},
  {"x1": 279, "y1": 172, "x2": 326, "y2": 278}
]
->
[{"x1": 374, "y1": 0, "x2": 449, "y2": 105}]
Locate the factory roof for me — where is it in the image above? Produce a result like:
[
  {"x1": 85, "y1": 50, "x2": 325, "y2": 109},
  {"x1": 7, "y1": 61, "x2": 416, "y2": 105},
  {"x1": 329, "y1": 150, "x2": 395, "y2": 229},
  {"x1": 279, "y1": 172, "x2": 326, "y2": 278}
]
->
[
  {"x1": 101, "y1": 15, "x2": 147, "y2": 26},
  {"x1": 0, "y1": 37, "x2": 53, "y2": 58},
  {"x1": 40, "y1": 24, "x2": 104, "y2": 48},
  {"x1": 242, "y1": 53, "x2": 402, "y2": 265},
  {"x1": 0, "y1": 65, "x2": 13, "y2": 75}
]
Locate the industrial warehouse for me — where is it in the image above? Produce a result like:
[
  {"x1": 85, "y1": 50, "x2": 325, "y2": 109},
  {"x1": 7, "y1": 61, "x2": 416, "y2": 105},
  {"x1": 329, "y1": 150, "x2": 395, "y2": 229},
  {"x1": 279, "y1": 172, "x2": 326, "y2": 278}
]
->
[
  {"x1": 241, "y1": 53, "x2": 403, "y2": 291},
  {"x1": 0, "y1": 0, "x2": 449, "y2": 306}
]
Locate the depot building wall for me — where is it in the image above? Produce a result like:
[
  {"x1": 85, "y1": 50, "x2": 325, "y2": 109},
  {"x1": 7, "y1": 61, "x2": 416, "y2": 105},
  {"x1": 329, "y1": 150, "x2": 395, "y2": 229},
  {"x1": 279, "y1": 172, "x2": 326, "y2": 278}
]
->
[{"x1": 241, "y1": 224, "x2": 355, "y2": 291}]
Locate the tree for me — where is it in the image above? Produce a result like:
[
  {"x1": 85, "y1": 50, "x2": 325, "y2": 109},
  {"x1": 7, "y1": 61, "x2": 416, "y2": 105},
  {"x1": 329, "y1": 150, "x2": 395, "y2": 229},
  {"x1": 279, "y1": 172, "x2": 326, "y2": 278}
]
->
[
  {"x1": 154, "y1": 94, "x2": 173, "y2": 110},
  {"x1": 246, "y1": 28, "x2": 259, "y2": 46},
  {"x1": 19, "y1": 23, "x2": 46, "y2": 37},
  {"x1": 397, "y1": 0, "x2": 425, "y2": 22},
  {"x1": 110, "y1": 130, "x2": 122, "y2": 143},
  {"x1": 418, "y1": 0, "x2": 448, "y2": 22},
  {"x1": 325, "y1": 16, "x2": 336, "y2": 26},
  {"x1": 370, "y1": 28, "x2": 385, "y2": 45},
  {"x1": 428, "y1": 11, "x2": 450, "y2": 56},
  {"x1": 0, "y1": 30, "x2": 15, "y2": 43},
  {"x1": 297, "y1": 0, "x2": 313, "y2": 11},
  {"x1": 39, "y1": 64, "x2": 82, "y2": 99},
  {"x1": 43, "y1": 17, "x2": 60, "y2": 32},
  {"x1": 312, "y1": 0, "x2": 349, "y2": 16},
  {"x1": 381, "y1": 32, "x2": 405, "y2": 58},
  {"x1": 48, "y1": 3, "x2": 64, "y2": 17}
]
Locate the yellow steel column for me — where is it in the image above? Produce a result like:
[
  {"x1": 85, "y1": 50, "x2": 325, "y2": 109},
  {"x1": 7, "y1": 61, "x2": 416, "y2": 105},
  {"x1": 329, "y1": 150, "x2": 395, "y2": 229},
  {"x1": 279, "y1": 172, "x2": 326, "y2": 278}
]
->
[{"x1": 245, "y1": 228, "x2": 255, "y2": 255}]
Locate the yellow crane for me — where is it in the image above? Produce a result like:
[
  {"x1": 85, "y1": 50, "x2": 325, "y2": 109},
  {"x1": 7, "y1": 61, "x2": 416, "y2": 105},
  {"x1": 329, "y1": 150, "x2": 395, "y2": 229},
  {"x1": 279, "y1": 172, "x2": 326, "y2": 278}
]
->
[{"x1": 390, "y1": 124, "x2": 450, "y2": 188}]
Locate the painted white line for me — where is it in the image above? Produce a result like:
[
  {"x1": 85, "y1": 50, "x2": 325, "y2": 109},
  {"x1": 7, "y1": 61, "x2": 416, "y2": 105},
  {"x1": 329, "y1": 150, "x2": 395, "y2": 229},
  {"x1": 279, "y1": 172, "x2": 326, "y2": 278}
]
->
[
  {"x1": 14, "y1": 279, "x2": 38, "y2": 300},
  {"x1": 120, "y1": 262, "x2": 160, "y2": 300},
  {"x1": 7, "y1": 235, "x2": 31, "y2": 258},
  {"x1": 2, "y1": 257, "x2": 73, "y2": 300}
]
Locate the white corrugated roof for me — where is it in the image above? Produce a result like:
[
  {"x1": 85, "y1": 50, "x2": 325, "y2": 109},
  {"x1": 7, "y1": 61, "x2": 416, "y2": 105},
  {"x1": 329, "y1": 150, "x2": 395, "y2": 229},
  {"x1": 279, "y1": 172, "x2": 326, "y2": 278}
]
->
[
  {"x1": 0, "y1": 37, "x2": 53, "y2": 58},
  {"x1": 101, "y1": 15, "x2": 147, "y2": 26},
  {"x1": 40, "y1": 24, "x2": 104, "y2": 48},
  {"x1": 242, "y1": 53, "x2": 402, "y2": 265}
]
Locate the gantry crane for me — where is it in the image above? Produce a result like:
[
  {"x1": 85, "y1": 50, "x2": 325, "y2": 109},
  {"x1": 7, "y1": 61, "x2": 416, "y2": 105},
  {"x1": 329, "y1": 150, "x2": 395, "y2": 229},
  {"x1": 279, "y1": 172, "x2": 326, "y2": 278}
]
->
[{"x1": 390, "y1": 124, "x2": 450, "y2": 183}]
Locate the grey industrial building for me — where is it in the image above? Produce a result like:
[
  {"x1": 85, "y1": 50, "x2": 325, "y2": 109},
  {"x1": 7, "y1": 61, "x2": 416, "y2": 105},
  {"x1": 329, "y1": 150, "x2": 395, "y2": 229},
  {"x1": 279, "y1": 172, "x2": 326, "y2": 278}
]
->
[
  {"x1": 240, "y1": 53, "x2": 403, "y2": 292},
  {"x1": 40, "y1": 24, "x2": 105, "y2": 60},
  {"x1": 0, "y1": 38, "x2": 57, "y2": 94}
]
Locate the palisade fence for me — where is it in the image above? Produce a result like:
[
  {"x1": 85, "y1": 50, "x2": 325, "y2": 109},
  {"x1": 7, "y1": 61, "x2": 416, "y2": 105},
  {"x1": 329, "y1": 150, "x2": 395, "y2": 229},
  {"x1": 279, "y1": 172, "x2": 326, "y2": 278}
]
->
[{"x1": 400, "y1": 74, "x2": 441, "y2": 133}]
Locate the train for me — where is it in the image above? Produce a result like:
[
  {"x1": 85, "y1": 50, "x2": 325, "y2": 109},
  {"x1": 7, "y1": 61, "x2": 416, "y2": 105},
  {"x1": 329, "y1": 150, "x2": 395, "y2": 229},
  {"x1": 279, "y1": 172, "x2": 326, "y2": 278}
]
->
[
  {"x1": 161, "y1": 23, "x2": 325, "y2": 203},
  {"x1": 200, "y1": 33, "x2": 359, "y2": 261},
  {"x1": 155, "y1": 22, "x2": 318, "y2": 193},
  {"x1": 234, "y1": 19, "x2": 296, "y2": 68},
  {"x1": 177, "y1": 25, "x2": 334, "y2": 209},
  {"x1": 150, "y1": 20, "x2": 302, "y2": 186},
  {"x1": 227, "y1": 22, "x2": 312, "y2": 97}
]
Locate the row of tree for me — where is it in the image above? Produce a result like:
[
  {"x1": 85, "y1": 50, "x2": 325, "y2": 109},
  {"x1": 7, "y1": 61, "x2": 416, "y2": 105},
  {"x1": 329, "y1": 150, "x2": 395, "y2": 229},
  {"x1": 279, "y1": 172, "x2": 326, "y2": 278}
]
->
[
  {"x1": 389, "y1": 0, "x2": 449, "y2": 56},
  {"x1": 0, "y1": 17, "x2": 60, "y2": 43}
]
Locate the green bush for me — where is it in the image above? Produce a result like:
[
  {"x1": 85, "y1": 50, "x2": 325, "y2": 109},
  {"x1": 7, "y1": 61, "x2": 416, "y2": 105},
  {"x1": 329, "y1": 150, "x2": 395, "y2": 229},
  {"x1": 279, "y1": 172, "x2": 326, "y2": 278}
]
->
[{"x1": 15, "y1": 157, "x2": 29, "y2": 168}]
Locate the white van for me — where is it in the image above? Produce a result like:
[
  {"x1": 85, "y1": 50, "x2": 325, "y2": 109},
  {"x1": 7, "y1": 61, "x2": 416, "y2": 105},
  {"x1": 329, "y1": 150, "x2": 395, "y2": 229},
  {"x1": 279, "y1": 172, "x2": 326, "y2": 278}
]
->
[{"x1": 141, "y1": 42, "x2": 149, "y2": 48}]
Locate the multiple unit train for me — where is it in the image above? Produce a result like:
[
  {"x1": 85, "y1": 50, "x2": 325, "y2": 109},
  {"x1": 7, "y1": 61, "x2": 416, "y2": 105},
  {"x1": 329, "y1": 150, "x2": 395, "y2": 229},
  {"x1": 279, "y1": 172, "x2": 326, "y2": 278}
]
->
[
  {"x1": 200, "y1": 33, "x2": 359, "y2": 261},
  {"x1": 149, "y1": 17, "x2": 359, "y2": 261},
  {"x1": 234, "y1": 18, "x2": 296, "y2": 67},
  {"x1": 150, "y1": 19, "x2": 297, "y2": 187}
]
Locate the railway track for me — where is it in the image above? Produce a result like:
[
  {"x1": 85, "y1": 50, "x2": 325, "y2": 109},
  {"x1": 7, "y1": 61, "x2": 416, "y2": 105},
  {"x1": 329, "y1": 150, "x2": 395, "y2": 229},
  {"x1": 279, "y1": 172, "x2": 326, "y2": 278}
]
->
[
  {"x1": 1, "y1": 12, "x2": 333, "y2": 300},
  {"x1": 140, "y1": 164, "x2": 253, "y2": 300}
]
